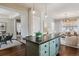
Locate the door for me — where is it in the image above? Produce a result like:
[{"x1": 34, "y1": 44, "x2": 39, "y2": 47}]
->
[
  {"x1": 55, "y1": 38, "x2": 60, "y2": 55},
  {"x1": 39, "y1": 42, "x2": 49, "y2": 56}
]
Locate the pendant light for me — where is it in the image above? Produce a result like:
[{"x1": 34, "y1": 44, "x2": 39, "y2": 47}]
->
[
  {"x1": 32, "y1": 3, "x2": 35, "y2": 14},
  {"x1": 64, "y1": 12, "x2": 68, "y2": 22},
  {"x1": 45, "y1": 4, "x2": 48, "y2": 18}
]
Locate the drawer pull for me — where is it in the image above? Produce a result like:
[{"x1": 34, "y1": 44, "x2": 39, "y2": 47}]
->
[
  {"x1": 45, "y1": 51, "x2": 47, "y2": 53},
  {"x1": 45, "y1": 45, "x2": 47, "y2": 47},
  {"x1": 53, "y1": 41, "x2": 54, "y2": 43},
  {"x1": 56, "y1": 44, "x2": 58, "y2": 47}
]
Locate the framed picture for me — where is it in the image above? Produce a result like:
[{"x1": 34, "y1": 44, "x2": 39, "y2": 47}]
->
[{"x1": 0, "y1": 22, "x2": 6, "y2": 32}]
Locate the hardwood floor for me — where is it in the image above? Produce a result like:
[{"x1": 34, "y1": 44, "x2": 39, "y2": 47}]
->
[
  {"x1": 59, "y1": 45, "x2": 79, "y2": 56},
  {"x1": 0, "y1": 44, "x2": 79, "y2": 56},
  {"x1": 0, "y1": 44, "x2": 25, "y2": 56}
]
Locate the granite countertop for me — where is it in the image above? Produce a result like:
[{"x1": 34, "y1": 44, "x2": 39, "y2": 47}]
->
[{"x1": 25, "y1": 35, "x2": 61, "y2": 45}]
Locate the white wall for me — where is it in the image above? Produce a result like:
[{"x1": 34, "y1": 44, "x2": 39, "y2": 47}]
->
[
  {"x1": 28, "y1": 8, "x2": 56, "y2": 35},
  {"x1": 54, "y1": 20, "x2": 62, "y2": 33},
  {"x1": 32, "y1": 15, "x2": 41, "y2": 33},
  {"x1": 28, "y1": 8, "x2": 42, "y2": 36},
  {"x1": 0, "y1": 18, "x2": 18, "y2": 39},
  {"x1": 21, "y1": 12, "x2": 28, "y2": 38},
  {"x1": 0, "y1": 4, "x2": 29, "y2": 38},
  {"x1": 9, "y1": 18, "x2": 16, "y2": 39},
  {"x1": 0, "y1": 4, "x2": 63, "y2": 37}
]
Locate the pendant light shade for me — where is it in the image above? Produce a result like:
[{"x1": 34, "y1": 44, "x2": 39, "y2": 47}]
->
[
  {"x1": 44, "y1": 4, "x2": 48, "y2": 18},
  {"x1": 32, "y1": 10, "x2": 35, "y2": 14},
  {"x1": 32, "y1": 3, "x2": 35, "y2": 14},
  {"x1": 45, "y1": 15, "x2": 48, "y2": 18}
]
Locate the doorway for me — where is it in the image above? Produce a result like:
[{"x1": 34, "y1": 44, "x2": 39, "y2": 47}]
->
[{"x1": 16, "y1": 19, "x2": 21, "y2": 40}]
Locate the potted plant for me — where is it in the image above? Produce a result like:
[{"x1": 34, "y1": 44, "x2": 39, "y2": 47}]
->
[{"x1": 35, "y1": 32, "x2": 42, "y2": 41}]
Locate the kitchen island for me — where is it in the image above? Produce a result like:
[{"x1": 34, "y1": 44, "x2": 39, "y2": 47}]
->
[{"x1": 25, "y1": 35, "x2": 61, "y2": 56}]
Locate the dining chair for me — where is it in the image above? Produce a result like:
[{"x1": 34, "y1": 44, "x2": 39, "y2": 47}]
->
[{"x1": 3, "y1": 34, "x2": 13, "y2": 44}]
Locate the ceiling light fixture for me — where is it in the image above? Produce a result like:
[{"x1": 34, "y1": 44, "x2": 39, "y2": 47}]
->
[
  {"x1": 45, "y1": 15, "x2": 48, "y2": 18},
  {"x1": 32, "y1": 3, "x2": 35, "y2": 14},
  {"x1": 64, "y1": 12, "x2": 69, "y2": 22},
  {"x1": 45, "y1": 4, "x2": 48, "y2": 18},
  {"x1": 32, "y1": 10, "x2": 35, "y2": 14}
]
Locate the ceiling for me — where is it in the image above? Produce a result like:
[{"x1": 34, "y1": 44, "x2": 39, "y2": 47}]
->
[
  {"x1": 0, "y1": 7, "x2": 19, "y2": 18},
  {"x1": 1, "y1": 3, "x2": 79, "y2": 19},
  {"x1": 19, "y1": 3, "x2": 79, "y2": 19}
]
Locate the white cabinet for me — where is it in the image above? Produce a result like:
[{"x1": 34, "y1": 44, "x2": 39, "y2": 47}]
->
[
  {"x1": 39, "y1": 42, "x2": 49, "y2": 56},
  {"x1": 49, "y1": 39, "x2": 56, "y2": 56},
  {"x1": 60, "y1": 36, "x2": 79, "y2": 48},
  {"x1": 39, "y1": 38, "x2": 60, "y2": 56},
  {"x1": 60, "y1": 37, "x2": 66, "y2": 45},
  {"x1": 65, "y1": 36, "x2": 77, "y2": 46}
]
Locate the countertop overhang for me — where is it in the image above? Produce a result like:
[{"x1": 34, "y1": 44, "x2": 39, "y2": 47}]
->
[{"x1": 24, "y1": 35, "x2": 61, "y2": 45}]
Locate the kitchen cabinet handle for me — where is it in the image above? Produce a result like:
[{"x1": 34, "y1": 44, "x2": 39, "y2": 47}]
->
[
  {"x1": 56, "y1": 44, "x2": 58, "y2": 47},
  {"x1": 45, "y1": 45, "x2": 47, "y2": 47},
  {"x1": 45, "y1": 51, "x2": 47, "y2": 53}
]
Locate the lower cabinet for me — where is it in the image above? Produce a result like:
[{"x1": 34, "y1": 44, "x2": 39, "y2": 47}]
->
[
  {"x1": 26, "y1": 37, "x2": 60, "y2": 56},
  {"x1": 39, "y1": 38, "x2": 60, "y2": 56},
  {"x1": 55, "y1": 38, "x2": 60, "y2": 55},
  {"x1": 39, "y1": 42, "x2": 49, "y2": 56},
  {"x1": 49, "y1": 39, "x2": 56, "y2": 56}
]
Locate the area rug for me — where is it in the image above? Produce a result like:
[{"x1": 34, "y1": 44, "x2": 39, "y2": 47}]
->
[{"x1": 0, "y1": 40, "x2": 22, "y2": 50}]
